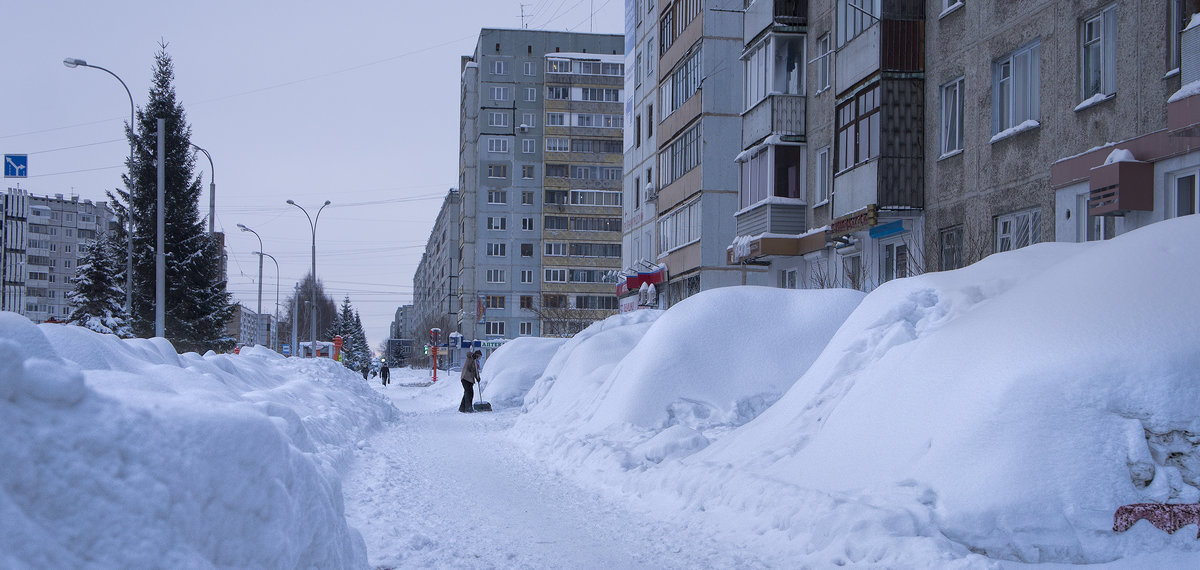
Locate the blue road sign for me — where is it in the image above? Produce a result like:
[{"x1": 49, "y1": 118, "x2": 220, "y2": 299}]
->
[
  {"x1": 282, "y1": 343, "x2": 291, "y2": 356},
  {"x1": 4, "y1": 155, "x2": 28, "y2": 178}
]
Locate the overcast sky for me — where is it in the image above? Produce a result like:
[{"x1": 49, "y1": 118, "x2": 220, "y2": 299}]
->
[{"x1": 1, "y1": 0, "x2": 624, "y2": 350}]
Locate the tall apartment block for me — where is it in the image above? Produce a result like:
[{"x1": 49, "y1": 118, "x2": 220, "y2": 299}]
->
[
  {"x1": 1, "y1": 188, "x2": 114, "y2": 322},
  {"x1": 458, "y1": 29, "x2": 624, "y2": 341},
  {"x1": 412, "y1": 188, "x2": 460, "y2": 345},
  {"x1": 621, "y1": 0, "x2": 756, "y2": 311}
]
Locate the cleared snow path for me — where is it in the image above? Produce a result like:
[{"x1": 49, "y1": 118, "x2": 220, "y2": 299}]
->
[{"x1": 343, "y1": 377, "x2": 768, "y2": 569}]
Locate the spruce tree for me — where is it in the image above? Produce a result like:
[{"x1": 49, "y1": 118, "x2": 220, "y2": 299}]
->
[
  {"x1": 67, "y1": 233, "x2": 131, "y2": 337},
  {"x1": 120, "y1": 43, "x2": 233, "y2": 352},
  {"x1": 352, "y1": 310, "x2": 371, "y2": 368}
]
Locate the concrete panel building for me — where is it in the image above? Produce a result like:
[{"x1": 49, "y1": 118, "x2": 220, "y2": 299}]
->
[
  {"x1": 412, "y1": 188, "x2": 460, "y2": 347},
  {"x1": 458, "y1": 28, "x2": 624, "y2": 341}
]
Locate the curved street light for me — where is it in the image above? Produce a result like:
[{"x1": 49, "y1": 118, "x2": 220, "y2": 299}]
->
[
  {"x1": 192, "y1": 144, "x2": 216, "y2": 235},
  {"x1": 236, "y1": 223, "x2": 263, "y2": 317},
  {"x1": 287, "y1": 200, "x2": 331, "y2": 356},
  {"x1": 254, "y1": 251, "x2": 280, "y2": 351},
  {"x1": 64, "y1": 57, "x2": 135, "y2": 314}
]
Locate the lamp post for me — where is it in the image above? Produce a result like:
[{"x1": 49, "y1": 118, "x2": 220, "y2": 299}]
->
[
  {"x1": 254, "y1": 250, "x2": 280, "y2": 351},
  {"x1": 237, "y1": 223, "x2": 264, "y2": 346},
  {"x1": 287, "y1": 200, "x2": 331, "y2": 357},
  {"x1": 64, "y1": 57, "x2": 135, "y2": 314},
  {"x1": 191, "y1": 144, "x2": 215, "y2": 235}
]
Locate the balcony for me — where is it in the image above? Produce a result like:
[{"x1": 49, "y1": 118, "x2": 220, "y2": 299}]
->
[
  {"x1": 742, "y1": 94, "x2": 806, "y2": 148},
  {"x1": 1088, "y1": 159, "x2": 1153, "y2": 216},
  {"x1": 734, "y1": 197, "x2": 806, "y2": 238}
]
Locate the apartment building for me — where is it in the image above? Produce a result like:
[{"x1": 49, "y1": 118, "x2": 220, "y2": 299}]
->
[
  {"x1": 540, "y1": 51, "x2": 626, "y2": 336},
  {"x1": 458, "y1": 29, "x2": 623, "y2": 341},
  {"x1": 412, "y1": 188, "x2": 460, "y2": 346},
  {"x1": 2, "y1": 189, "x2": 115, "y2": 322}
]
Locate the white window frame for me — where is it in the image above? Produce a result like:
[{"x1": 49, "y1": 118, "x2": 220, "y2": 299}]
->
[
  {"x1": 1171, "y1": 169, "x2": 1198, "y2": 218},
  {"x1": 1080, "y1": 5, "x2": 1117, "y2": 101},
  {"x1": 524, "y1": 61, "x2": 535, "y2": 76},
  {"x1": 779, "y1": 268, "x2": 798, "y2": 289},
  {"x1": 525, "y1": 87, "x2": 537, "y2": 102},
  {"x1": 992, "y1": 41, "x2": 1040, "y2": 134},
  {"x1": 545, "y1": 137, "x2": 569, "y2": 152},
  {"x1": 519, "y1": 322, "x2": 533, "y2": 336},
  {"x1": 815, "y1": 146, "x2": 831, "y2": 204},
  {"x1": 546, "y1": 112, "x2": 566, "y2": 126},
  {"x1": 545, "y1": 242, "x2": 567, "y2": 256},
  {"x1": 544, "y1": 268, "x2": 568, "y2": 283},
  {"x1": 522, "y1": 217, "x2": 535, "y2": 231},
  {"x1": 816, "y1": 34, "x2": 831, "y2": 93},
  {"x1": 489, "y1": 86, "x2": 510, "y2": 101},
  {"x1": 488, "y1": 112, "x2": 509, "y2": 127},
  {"x1": 838, "y1": 0, "x2": 878, "y2": 47},
  {"x1": 486, "y1": 243, "x2": 507, "y2": 257},
  {"x1": 521, "y1": 164, "x2": 535, "y2": 179},
  {"x1": 521, "y1": 113, "x2": 536, "y2": 127},
  {"x1": 995, "y1": 208, "x2": 1042, "y2": 253},
  {"x1": 485, "y1": 269, "x2": 506, "y2": 283},
  {"x1": 487, "y1": 189, "x2": 507, "y2": 204},
  {"x1": 486, "y1": 216, "x2": 507, "y2": 231},
  {"x1": 522, "y1": 139, "x2": 537, "y2": 153},
  {"x1": 485, "y1": 321, "x2": 505, "y2": 336},
  {"x1": 492, "y1": 60, "x2": 509, "y2": 75},
  {"x1": 940, "y1": 76, "x2": 964, "y2": 157},
  {"x1": 520, "y1": 269, "x2": 534, "y2": 283},
  {"x1": 487, "y1": 137, "x2": 510, "y2": 153},
  {"x1": 880, "y1": 239, "x2": 909, "y2": 283}
]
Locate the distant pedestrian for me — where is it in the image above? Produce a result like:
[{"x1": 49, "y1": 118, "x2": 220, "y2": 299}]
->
[
  {"x1": 459, "y1": 351, "x2": 481, "y2": 413},
  {"x1": 361, "y1": 365, "x2": 369, "y2": 380},
  {"x1": 380, "y1": 363, "x2": 390, "y2": 386}
]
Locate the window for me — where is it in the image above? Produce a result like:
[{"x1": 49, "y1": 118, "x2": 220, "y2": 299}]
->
[
  {"x1": 547, "y1": 86, "x2": 570, "y2": 100},
  {"x1": 940, "y1": 77, "x2": 964, "y2": 156},
  {"x1": 581, "y1": 88, "x2": 621, "y2": 102},
  {"x1": 939, "y1": 226, "x2": 964, "y2": 271},
  {"x1": 545, "y1": 137, "x2": 569, "y2": 152},
  {"x1": 487, "y1": 189, "x2": 508, "y2": 204},
  {"x1": 487, "y1": 137, "x2": 510, "y2": 153},
  {"x1": 743, "y1": 35, "x2": 804, "y2": 111},
  {"x1": 570, "y1": 139, "x2": 622, "y2": 153},
  {"x1": 995, "y1": 208, "x2": 1042, "y2": 253},
  {"x1": 636, "y1": 51, "x2": 643, "y2": 87},
  {"x1": 647, "y1": 105, "x2": 654, "y2": 137},
  {"x1": 657, "y1": 199, "x2": 701, "y2": 254},
  {"x1": 521, "y1": 191, "x2": 535, "y2": 205},
  {"x1": 738, "y1": 144, "x2": 804, "y2": 209},
  {"x1": 816, "y1": 34, "x2": 831, "y2": 92},
  {"x1": 485, "y1": 321, "x2": 505, "y2": 336},
  {"x1": 881, "y1": 242, "x2": 909, "y2": 282},
  {"x1": 570, "y1": 217, "x2": 621, "y2": 232},
  {"x1": 521, "y1": 243, "x2": 534, "y2": 257},
  {"x1": 486, "y1": 269, "x2": 506, "y2": 283},
  {"x1": 545, "y1": 189, "x2": 568, "y2": 204},
  {"x1": 836, "y1": 83, "x2": 880, "y2": 171},
  {"x1": 485, "y1": 295, "x2": 506, "y2": 309},
  {"x1": 570, "y1": 242, "x2": 621, "y2": 257},
  {"x1": 490, "y1": 86, "x2": 510, "y2": 101},
  {"x1": 1173, "y1": 171, "x2": 1197, "y2": 217},
  {"x1": 779, "y1": 269, "x2": 798, "y2": 289},
  {"x1": 1168, "y1": 1, "x2": 1199, "y2": 71},
  {"x1": 486, "y1": 216, "x2": 507, "y2": 230},
  {"x1": 570, "y1": 190, "x2": 623, "y2": 206},
  {"x1": 519, "y1": 322, "x2": 533, "y2": 335},
  {"x1": 569, "y1": 269, "x2": 614, "y2": 283},
  {"x1": 547, "y1": 59, "x2": 572, "y2": 73},
  {"x1": 635, "y1": 115, "x2": 642, "y2": 148},
  {"x1": 815, "y1": 146, "x2": 831, "y2": 203},
  {"x1": 544, "y1": 216, "x2": 568, "y2": 230},
  {"x1": 524, "y1": 61, "x2": 535, "y2": 76},
  {"x1": 575, "y1": 114, "x2": 623, "y2": 128},
  {"x1": 576, "y1": 295, "x2": 619, "y2": 310},
  {"x1": 1081, "y1": 6, "x2": 1117, "y2": 100},
  {"x1": 522, "y1": 139, "x2": 536, "y2": 154},
  {"x1": 659, "y1": 123, "x2": 701, "y2": 187},
  {"x1": 487, "y1": 164, "x2": 508, "y2": 179},
  {"x1": 545, "y1": 242, "x2": 567, "y2": 256},
  {"x1": 646, "y1": 38, "x2": 656, "y2": 78},
  {"x1": 839, "y1": 0, "x2": 877, "y2": 46},
  {"x1": 492, "y1": 60, "x2": 508, "y2": 75},
  {"x1": 546, "y1": 165, "x2": 569, "y2": 179},
  {"x1": 522, "y1": 217, "x2": 535, "y2": 230},
  {"x1": 993, "y1": 42, "x2": 1040, "y2": 134},
  {"x1": 664, "y1": 48, "x2": 702, "y2": 115},
  {"x1": 521, "y1": 113, "x2": 536, "y2": 128},
  {"x1": 843, "y1": 254, "x2": 862, "y2": 290},
  {"x1": 521, "y1": 164, "x2": 535, "y2": 178},
  {"x1": 543, "y1": 294, "x2": 567, "y2": 308},
  {"x1": 546, "y1": 112, "x2": 566, "y2": 126},
  {"x1": 520, "y1": 271, "x2": 534, "y2": 284},
  {"x1": 525, "y1": 87, "x2": 537, "y2": 102},
  {"x1": 544, "y1": 268, "x2": 568, "y2": 282},
  {"x1": 486, "y1": 243, "x2": 507, "y2": 257}
]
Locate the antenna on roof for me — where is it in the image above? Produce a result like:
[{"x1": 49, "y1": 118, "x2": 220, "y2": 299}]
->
[{"x1": 520, "y1": 3, "x2": 530, "y2": 29}]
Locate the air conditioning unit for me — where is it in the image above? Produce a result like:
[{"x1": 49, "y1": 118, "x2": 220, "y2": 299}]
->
[
  {"x1": 518, "y1": 124, "x2": 529, "y2": 133},
  {"x1": 644, "y1": 182, "x2": 656, "y2": 201}
]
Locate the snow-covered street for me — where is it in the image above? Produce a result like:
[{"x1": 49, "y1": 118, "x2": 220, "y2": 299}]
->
[{"x1": 344, "y1": 374, "x2": 768, "y2": 569}]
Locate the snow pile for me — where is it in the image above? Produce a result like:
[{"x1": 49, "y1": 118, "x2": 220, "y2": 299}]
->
[
  {"x1": 479, "y1": 336, "x2": 566, "y2": 407},
  {"x1": 492, "y1": 215, "x2": 1200, "y2": 566},
  {"x1": 513, "y1": 286, "x2": 863, "y2": 470},
  {"x1": 0, "y1": 315, "x2": 396, "y2": 568}
]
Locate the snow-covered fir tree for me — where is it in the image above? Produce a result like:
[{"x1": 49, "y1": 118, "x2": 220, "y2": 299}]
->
[
  {"x1": 328, "y1": 296, "x2": 369, "y2": 372},
  {"x1": 67, "y1": 233, "x2": 131, "y2": 337},
  {"x1": 113, "y1": 43, "x2": 233, "y2": 352}
]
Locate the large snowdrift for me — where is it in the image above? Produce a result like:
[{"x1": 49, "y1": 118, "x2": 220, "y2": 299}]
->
[
  {"x1": 0, "y1": 315, "x2": 396, "y2": 568},
  {"x1": 494, "y1": 215, "x2": 1200, "y2": 567},
  {"x1": 512, "y1": 286, "x2": 864, "y2": 470}
]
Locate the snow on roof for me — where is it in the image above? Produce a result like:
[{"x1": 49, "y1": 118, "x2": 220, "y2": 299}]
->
[
  {"x1": 1103, "y1": 148, "x2": 1138, "y2": 164},
  {"x1": 545, "y1": 52, "x2": 624, "y2": 63},
  {"x1": 1169, "y1": 79, "x2": 1200, "y2": 104}
]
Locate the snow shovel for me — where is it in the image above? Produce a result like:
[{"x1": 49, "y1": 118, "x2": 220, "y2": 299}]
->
[{"x1": 473, "y1": 380, "x2": 492, "y2": 412}]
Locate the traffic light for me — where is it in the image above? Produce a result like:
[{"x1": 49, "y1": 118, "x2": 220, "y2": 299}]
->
[{"x1": 424, "y1": 345, "x2": 430, "y2": 355}]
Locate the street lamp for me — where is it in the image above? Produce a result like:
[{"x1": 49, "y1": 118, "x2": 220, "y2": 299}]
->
[
  {"x1": 64, "y1": 57, "x2": 135, "y2": 314},
  {"x1": 191, "y1": 144, "x2": 216, "y2": 235},
  {"x1": 287, "y1": 199, "x2": 331, "y2": 357},
  {"x1": 254, "y1": 250, "x2": 280, "y2": 351},
  {"x1": 236, "y1": 223, "x2": 263, "y2": 317}
]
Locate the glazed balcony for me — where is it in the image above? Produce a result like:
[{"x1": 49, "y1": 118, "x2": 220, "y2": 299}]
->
[{"x1": 742, "y1": 94, "x2": 806, "y2": 148}]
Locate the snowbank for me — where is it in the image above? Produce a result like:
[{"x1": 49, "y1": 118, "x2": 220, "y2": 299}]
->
[
  {"x1": 512, "y1": 286, "x2": 863, "y2": 470},
  {"x1": 492, "y1": 215, "x2": 1200, "y2": 567},
  {"x1": 480, "y1": 336, "x2": 566, "y2": 407},
  {"x1": 0, "y1": 315, "x2": 396, "y2": 568}
]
